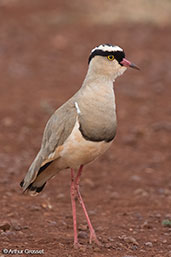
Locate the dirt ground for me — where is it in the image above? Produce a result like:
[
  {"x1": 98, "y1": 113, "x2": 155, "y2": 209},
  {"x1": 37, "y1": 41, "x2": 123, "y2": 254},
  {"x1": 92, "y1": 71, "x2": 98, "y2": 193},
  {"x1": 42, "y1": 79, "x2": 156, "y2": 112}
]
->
[{"x1": 0, "y1": 1, "x2": 171, "y2": 257}]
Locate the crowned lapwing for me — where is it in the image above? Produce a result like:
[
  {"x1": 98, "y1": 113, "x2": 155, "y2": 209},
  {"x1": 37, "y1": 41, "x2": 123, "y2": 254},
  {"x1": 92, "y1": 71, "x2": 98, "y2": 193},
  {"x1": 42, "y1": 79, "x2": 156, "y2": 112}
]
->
[{"x1": 20, "y1": 44, "x2": 139, "y2": 248}]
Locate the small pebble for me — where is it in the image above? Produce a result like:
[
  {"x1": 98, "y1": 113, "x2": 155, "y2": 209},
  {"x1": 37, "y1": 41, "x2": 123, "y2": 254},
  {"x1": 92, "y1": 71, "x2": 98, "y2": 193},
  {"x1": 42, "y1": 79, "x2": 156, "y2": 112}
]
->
[
  {"x1": 134, "y1": 188, "x2": 148, "y2": 197},
  {"x1": 144, "y1": 167, "x2": 154, "y2": 173},
  {"x1": 94, "y1": 247, "x2": 101, "y2": 252},
  {"x1": 78, "y1": 231, "x2": 88, "y2": 239},
  {"x1": 131, "y1": 245, "x2": 138, "y2": 250},
  {"x1": 2, "y1": 231, "x2": 16, "y2": 237},
  {"x1": 57, "y1": 193, "x2": 65, "y2": 199},
  {"x1": 130, "y1": 175, "x2": 141, "y2": 182},
  {"x1": 110, "y1": 191, "x2": 120, "y2": 199},
  {"x1": 102, "y1": 238, "x2": 108, "y2": 243},
  {"x1": 96, "y1": 226, "x2": 103, "y2": 232},
  {"x1": 2, "y1": 117, "x2": 13, "y2": 127},
  {"x1": 78, "y1": 224, "x2": 87, "y2": 231},
  {"x1": 141, "y1": 220, "x2": 152, "y2": 229},
  {"x1": 165, "y1": 214, "x2": 171, "y2": 219},
  {"x1": 58, "y1": 243, "x2": 64, "y2": 248},
  {"x1": 139, "y1": 249, "x2": 146, "y2": 253},
  {"x1": 30, "y1": 205, "x2": 41, "y2": 211},
  {"x1": 108, "y1": 237, "x2": 114, "y2": 242},
  {"x1": 104, "y1": 242, "x2": 113, "y2": 248},
  {"x1": 89, "y1": 210, "x2": 96, "y2": 215},
  {"x1": 12, "y1": 223, "x2": 22, "y2": 231},
  {"x1": 48, "y1": 220, "x2": 57, "y2": 226},
  {"x1": 119, "y1": 235, "x2": 139, "y2": 245},
  {"x1": 79, "y1": 245, "x2": 87, "y2": 252},
  {"x1": 162, "y1": 239, "x2": 167, "y2": 244},
  {"x1": 155, "y1": 213, "x2": 161, "y2": 218},
  {"x1": 0, "y1": 222, "x2": 11, "y2": 232},
  {"x1": 145, "y1": 241, "x2": 153, "y2": 247},
  {"x1": 41, "y1": 202, "x2": 52, "y2": 209},
  {"x1": 152, "y1": 121, "x2": 171, "y2": 132}
]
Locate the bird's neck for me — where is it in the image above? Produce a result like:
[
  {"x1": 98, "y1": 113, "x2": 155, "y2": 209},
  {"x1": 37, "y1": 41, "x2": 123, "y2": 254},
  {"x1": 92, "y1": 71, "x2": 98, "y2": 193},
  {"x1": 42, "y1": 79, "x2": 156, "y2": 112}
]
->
[
  {"x1": 79, "y1": 68, "x2": 116, "y2": 113},
  {"x1": 81, "y1": 68, "x2": 115, "y2": 93}
]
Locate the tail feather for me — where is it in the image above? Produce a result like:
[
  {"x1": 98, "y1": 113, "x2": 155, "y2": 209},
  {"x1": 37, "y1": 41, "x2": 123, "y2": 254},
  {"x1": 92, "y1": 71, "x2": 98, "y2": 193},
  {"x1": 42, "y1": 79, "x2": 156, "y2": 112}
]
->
[
  {"x1": 36, "y1": 161, "x2": 53, "y2": 176},
  {"x1": 20, "y1": 178, "x2": 47, "y2": 195},
  {"x1": 20, "y1": 160, "x2": 60, "y2": 195},
  {"x1": 21, "y1": 152, "x2": 44, "y2": 191},
  {"x1": 27, "y1": 182, "x2": 46, "y2": 193}
]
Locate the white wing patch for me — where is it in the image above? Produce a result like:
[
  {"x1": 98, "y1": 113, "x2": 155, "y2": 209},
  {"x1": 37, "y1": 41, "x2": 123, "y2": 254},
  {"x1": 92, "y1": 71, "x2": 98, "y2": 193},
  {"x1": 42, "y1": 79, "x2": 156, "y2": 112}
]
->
[{"x1": 74, "y1": 101, "x2": 81, "y2": 114}]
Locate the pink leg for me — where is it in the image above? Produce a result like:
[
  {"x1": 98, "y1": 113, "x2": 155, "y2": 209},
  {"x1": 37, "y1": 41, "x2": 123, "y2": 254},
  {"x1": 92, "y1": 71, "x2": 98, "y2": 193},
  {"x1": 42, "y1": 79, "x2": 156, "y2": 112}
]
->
[
  {"x1": 75, "y1": 165, "x2": 101, "y2": 245},
  {"x1": 70, "y1": 169, "x2": 80, "y2": 248}
]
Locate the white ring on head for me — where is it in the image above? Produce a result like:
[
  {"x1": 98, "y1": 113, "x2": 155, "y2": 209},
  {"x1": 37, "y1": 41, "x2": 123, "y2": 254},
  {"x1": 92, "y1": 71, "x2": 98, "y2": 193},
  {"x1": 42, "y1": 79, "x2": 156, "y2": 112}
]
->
[{"x1": 91, "y1": 44, "x2": 123, "y2": 53}]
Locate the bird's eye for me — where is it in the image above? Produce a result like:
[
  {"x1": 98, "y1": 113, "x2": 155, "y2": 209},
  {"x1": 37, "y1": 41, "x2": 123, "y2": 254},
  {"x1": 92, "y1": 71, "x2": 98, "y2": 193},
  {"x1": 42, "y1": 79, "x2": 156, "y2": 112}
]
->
[{"x1": 107, "y1": 55, "x2": 114, "y2": 61}]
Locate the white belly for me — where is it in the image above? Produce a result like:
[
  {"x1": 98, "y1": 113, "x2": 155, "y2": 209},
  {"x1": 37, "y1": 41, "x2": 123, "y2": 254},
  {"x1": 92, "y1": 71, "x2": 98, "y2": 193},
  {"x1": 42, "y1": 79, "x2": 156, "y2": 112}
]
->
[{"x1": 59, "y1": 120, "x2": 112, "y2": 169}]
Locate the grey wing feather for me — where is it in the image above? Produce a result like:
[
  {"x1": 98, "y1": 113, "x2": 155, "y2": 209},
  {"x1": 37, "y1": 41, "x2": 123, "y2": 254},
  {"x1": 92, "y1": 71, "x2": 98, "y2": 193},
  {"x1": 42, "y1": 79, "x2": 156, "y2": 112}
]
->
[{"x1": 22, "y1": 98, "x2": 77, "y2": 190}]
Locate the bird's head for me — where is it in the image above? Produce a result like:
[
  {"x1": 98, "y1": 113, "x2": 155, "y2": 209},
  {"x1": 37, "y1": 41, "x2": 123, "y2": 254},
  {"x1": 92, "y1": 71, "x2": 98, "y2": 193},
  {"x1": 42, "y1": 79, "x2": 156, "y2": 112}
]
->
[{"x1": 88, "y1": 44, "x2": 139, "y2": 81}]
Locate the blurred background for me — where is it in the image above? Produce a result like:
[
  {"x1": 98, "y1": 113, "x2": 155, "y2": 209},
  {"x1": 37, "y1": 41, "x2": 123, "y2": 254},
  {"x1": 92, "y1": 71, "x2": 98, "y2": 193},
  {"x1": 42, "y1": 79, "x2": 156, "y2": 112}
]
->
[{"x1": 0, "y1": 0, "x2": 171, "y2": 256}]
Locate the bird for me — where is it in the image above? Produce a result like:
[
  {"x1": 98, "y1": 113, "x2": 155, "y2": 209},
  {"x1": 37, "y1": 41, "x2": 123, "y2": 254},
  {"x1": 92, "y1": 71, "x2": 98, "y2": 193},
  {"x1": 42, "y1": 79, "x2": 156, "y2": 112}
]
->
[{"x1": 20, "y1": 44, "x2": 139, "y2": 248}]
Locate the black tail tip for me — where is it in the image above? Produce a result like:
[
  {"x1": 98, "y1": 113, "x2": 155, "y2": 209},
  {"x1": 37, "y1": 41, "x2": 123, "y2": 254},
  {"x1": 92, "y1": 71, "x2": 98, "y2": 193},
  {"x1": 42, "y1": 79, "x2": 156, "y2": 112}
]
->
[
  {"x1": 20, "y1": 180, "x2": 46, "y2": 194},
  {"x1": 20, "y1": 180, "x2": 24, "y2": 187},
  {"x1": 28, "y1": 182, "x2": 46, "y2": 193}
]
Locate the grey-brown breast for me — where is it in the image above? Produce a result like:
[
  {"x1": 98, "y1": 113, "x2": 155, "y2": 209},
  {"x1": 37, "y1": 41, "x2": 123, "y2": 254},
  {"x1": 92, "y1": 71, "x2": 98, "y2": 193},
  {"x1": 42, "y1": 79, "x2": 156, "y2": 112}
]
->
[
  {"x1": 76, "y1": 89, "x2": 117, "y2": 143},
  {"x1": 78, "y1": 108, "x2": 117, "y2": 142}
]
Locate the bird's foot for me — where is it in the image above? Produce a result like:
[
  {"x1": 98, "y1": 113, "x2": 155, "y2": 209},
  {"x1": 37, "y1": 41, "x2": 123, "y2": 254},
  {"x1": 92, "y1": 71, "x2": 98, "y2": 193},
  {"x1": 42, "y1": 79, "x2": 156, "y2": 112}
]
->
[
  {"x1": 73, "y1": 242, "x2": 82, "y2": 249},
  {"x1": 89, "y1": 232, "x2": 102, "y2": 246}
]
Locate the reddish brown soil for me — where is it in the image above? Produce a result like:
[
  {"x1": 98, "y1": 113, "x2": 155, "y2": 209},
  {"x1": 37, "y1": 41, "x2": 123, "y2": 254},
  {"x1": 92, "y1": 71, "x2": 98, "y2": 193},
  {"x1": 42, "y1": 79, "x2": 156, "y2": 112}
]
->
[{"x1": 0, "y1": 1, "x2": 171, "y2": 257}]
